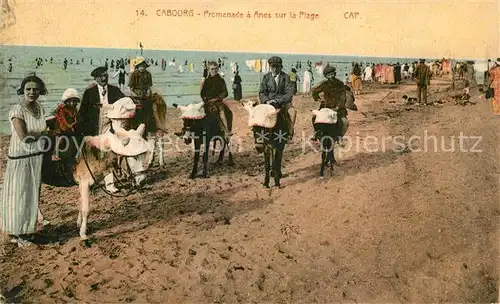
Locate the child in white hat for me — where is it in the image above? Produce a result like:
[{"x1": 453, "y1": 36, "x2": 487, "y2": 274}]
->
[
  {"x1": 129, "y1": 56, "x2": 153, "y2": 99},
  {"x1": 51, "y1": 88, "x2": 80, "y2": 160}
]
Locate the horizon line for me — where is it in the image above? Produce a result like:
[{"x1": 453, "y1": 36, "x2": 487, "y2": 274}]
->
[{"x1": 0, "y1": 44, "x2": 488, "y2": 62}]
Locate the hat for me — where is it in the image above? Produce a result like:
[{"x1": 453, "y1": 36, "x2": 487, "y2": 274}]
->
[
  {"x1": 419, "y1": 58, "x2": 425, "y2": 62},
  {"x1": 134, "y1": 56, "x2": 149, "y2": 68},
  {"x1": 268, "y1": 56, "x2": 283, "y2": 66},
  {"x1": 496, "y1": 58, "x2": 500, "y2": 65},
  {"x1": 323, "y1": 65, "x2": 336, "y2": 77},
  {"x1": 107, "y1": 97, "x2": 137, "y2": 119},
  {"x1": 61, "y1": 88, "x2": 80, "y2": 102},
  {"x1": 109, "y1": 124, "x2": 152, "y2": 156},
  {"x1": 91, "y1": 124, "x2": 152, "y2": 156},
  {"x1": 91, "y1": 66, "x2": 108, "y2": 77}
]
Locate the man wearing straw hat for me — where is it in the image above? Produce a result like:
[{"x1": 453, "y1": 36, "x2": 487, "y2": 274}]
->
[{"x1": 78, "y1": 66, "x2": 125, "y2": 136}]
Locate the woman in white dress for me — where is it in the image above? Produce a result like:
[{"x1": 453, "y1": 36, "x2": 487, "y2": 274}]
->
[
  {"x1": 302, "y1": 68, "x2": 312, "y2": 95},
  {"x1": 1, "y1": 75, "x2": 49, "y2": 246}
]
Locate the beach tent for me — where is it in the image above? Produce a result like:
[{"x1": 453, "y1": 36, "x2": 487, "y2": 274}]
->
[
  {"x1": 441, "y1": 59, "x2": 452, "y2": 73},
  {"x1": 254, "y1": 59, "x2": 261, "y2": 72},
  {"x1": 261, "y1": 59, "x2": 269, "y2": 73}
]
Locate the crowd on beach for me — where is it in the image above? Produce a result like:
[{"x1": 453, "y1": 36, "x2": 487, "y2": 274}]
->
[
  {"x1": 3, "y1": 52, "x2": 480, "y2": 103},
  {"x1": 1, "y1": 49, "x2": 499, "y2": 248}
]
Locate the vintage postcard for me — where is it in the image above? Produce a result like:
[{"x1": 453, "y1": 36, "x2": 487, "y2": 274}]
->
[{"x1": 0, "y1": 0, "x2": 498, "y2": 302}]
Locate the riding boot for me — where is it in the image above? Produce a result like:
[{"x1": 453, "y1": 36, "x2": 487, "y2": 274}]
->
[
  {"x1": 288, "y1": 120, "x2": 294, "y2": 141},
  {"x1": 219, "y1": 110, "x2": 232, "y2": 137},
  {"x1": 287, "y1": 106, "x2": 296, "y2": 141},
  {"x1": 310, "y1": 116, "x2": 319, "y2": 141}
]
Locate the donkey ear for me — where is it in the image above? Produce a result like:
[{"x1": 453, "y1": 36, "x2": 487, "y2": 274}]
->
[
  {"x1": 136, "y1": 123, "x2": 146, "y2": 136},
  {"x1": 114, "y1": 127, "x2": 128, "y2": 137},
  {"x1": 243, "y1": 101, "x2": 254, "y2": 112}
]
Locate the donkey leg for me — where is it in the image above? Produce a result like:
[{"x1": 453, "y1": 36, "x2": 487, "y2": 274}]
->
[
  {"x1": 215, "y1": 138, "x2": 225, "y2": 165},
  {"x1": 320, "y1": 150, "x2": 326, "y2": 177},
  {"x1": 227, "y1": 139, "x2": 234, "y2": 166},
  {"x1": 329, "y1": 141, "x2": 335, "y2": 173},
  {"x1": 263, "y1": 148, "x2": 271, "y2": 188},
  {"x1": 202, "y1": 139, "x2": 210, "y2": 178},
  {"x1": 79, "y1": 181, "x2": 91, "y2": 241},
  {"x1": 331, "y1": 137, "x2": 338, "y2": 166},
  {"x1": 77, "y1": 210, "x2": 82, "y2": 228},
  {"x1": 274, "y1": 148, "x2": 284, "y2": 187},
  {"x1": 190, "y1": 139, "x2": 201, "y2": 179},
  {"x1": 157, "y1": 137, "x2": 164, "y2": 167}
]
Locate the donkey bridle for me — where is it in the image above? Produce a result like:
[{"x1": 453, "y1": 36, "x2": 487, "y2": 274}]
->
[{"x1": 81, "y1": 148, "x2": 151, "y2": 197}]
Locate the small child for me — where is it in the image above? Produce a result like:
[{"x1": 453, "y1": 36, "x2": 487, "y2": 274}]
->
[
  {"x1": 128, "y1": 56, "x2": 156, "y2": 136},
  {"x1": 128, "y1": 56, "x2": 153, "y2": 99},
  {"x1": 51, "y1": 88, "x2": 80, "y2": 161}
]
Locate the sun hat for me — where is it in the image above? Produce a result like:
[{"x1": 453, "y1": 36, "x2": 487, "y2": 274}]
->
[
  {"x1": 107, "y1": 97, "x2": 137, "y2": 119},
  {"x1": 61, "y1": 88, "x2": 80, "y2": 102},
  {"x1": 134, "y1": 56, "x2": 150, "y2": 68}
]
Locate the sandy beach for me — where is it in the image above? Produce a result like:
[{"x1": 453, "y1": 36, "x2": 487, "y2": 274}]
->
[{"x1": 0, "y1": 77, "x2": 498, "y2": 302}]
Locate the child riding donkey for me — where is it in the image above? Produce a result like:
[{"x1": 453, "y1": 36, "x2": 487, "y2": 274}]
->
[{"x1": 128, "y1": 56, "x2": 166, "y2": 137}]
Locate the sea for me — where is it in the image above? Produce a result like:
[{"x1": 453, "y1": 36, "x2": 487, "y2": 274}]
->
[{"x1": 0, "y1": 44, "x2": 490, "y2": 135}]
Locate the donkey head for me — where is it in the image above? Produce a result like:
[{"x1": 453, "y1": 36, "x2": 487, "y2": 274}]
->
[
  {"x1": 113, "y1": 124, "x2": 155, "y2": 187},
  {"x1": 173, "y1": 102, "x2": 205, "y2": 143},
  {"x1": 243, "y1": 101, "x2": 280, "y2": 153}
]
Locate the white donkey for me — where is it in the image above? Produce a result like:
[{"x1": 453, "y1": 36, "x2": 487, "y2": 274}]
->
[{"x1": 73, "y1": 123, "x2": 154, "y2": 241}]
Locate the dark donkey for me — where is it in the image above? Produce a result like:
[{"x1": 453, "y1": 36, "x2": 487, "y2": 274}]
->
[
  {"x1": 173, "y1": 101, "x2": 234, "y2": 179},
  {"x1": 312, "y1": 108, "x2": 341, "y2": 177},
  {"x1": 244, "y1": 102, "x2": 288, "y2": 188}
]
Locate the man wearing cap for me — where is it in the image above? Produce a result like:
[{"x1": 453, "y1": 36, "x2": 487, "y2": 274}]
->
[
  {"x1": 258, "y1": 56, "x2": 296, "y2": 140},
  {"x1": 414, "y1": 58, "x2": 432, "y2": 105},
  {"x1": 311, "y1": 65, "x2": 349, "y2": 143},
  {"x1": 78, "y1": 66, "x2": 125, "y2": 136}
]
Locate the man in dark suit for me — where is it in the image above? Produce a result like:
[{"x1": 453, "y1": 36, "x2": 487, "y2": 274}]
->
[
  {"x1": 258, "y1": 56, "x2": 296, "y2": 140},
  {"x1": 78, "y1": 66, "x2": 125, "y2": 136}
]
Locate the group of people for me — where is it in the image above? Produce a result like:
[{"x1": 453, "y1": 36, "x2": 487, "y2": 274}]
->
[
  {"x1": 1, "y1": 52, "x2": 456, "y2": 246},
  {"x1": 192, "y1": 56, "x2": 354, "y2": 144},
  {"x1": 0, "y1": 56, "x2": 161, "y2": 246},
  {"x1": 487, "y1": 58, "x2": 500, "y2": 116}
]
